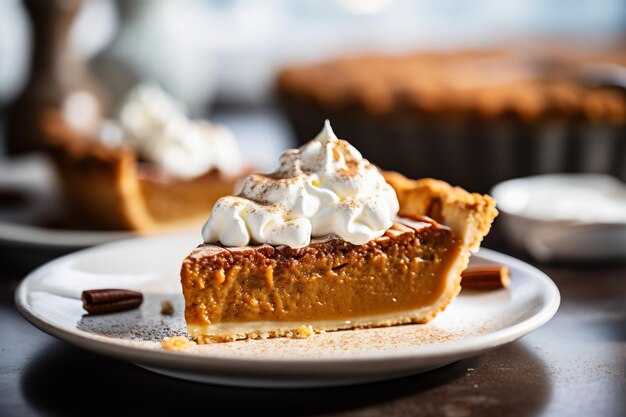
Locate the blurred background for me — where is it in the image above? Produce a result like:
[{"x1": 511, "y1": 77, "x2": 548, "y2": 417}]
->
[
  {"x1": 1, "y1": 0, "x2": 626, "y2": 113},
  {"x1": 0, "y1": 0, "x2": 625, "y2": 263}
]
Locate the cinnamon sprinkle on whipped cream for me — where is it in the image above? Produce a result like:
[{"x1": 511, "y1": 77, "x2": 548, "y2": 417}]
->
[{"x1": 201, "y1": 120, "x2": 399, "y2": 248}]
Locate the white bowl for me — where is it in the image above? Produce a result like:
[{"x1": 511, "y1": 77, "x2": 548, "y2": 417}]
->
[{"x1": 491, "y1": 174, "x2": 626, "y2": 262}]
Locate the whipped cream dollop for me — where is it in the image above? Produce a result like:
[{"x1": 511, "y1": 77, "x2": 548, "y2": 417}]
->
[
  {"x1": 202, "y1": 120, "x2": 399, "y2": 248},
  {"x1": 101, "y1": 84, "x2": 242, "y2": 178}
]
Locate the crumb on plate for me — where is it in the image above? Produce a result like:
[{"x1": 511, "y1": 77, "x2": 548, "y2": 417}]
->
[
  {"x1": 292, "y1": 325, "x2": 314, "y2": 339},
  {"x1": 160, "y1": 300, "x2": 174, "y2": 315},
  {"x1": 161, "y1": 336, "x2": 196, "y2": 351}
]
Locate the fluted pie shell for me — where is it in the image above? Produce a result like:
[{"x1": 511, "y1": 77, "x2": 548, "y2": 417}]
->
[
  {"x1": 181, "y1": 172, "x2": 498, "y2": 343},
  {"x1": 41, "y1": 110, "x2": 242, "y2": 231}
]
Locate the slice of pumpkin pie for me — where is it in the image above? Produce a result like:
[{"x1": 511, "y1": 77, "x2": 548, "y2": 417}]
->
[
  {"x1": 41, "y1": 84, "x2": 246, "y2": 232},
  {"x1": 181, "y1": 121, "x2": 497, "y2": 342}
]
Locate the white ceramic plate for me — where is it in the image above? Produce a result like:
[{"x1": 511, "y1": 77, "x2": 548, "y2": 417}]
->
[
  {"x1": 0, "y1": 155, "x2": 139, "y2": 260},
  {"x1": 15, "y1": 232, "x2": 560, "y2": 388}
]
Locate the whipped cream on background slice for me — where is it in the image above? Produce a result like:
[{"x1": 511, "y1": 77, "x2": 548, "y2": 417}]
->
[
  {"x1": 202, "y1": 120, "x2": 399, "y2": 248},
  {"x1": 104, "y1": 84, "x2": 243, "y2": 178}
]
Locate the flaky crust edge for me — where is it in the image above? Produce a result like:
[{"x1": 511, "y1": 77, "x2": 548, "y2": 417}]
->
[{"x1": 383, "y1": 171, "x2": 498, "y2": 253}]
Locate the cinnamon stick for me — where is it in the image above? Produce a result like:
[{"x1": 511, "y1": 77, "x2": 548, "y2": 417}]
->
[
  {"x1": 461, "y1": 265, "x2": 510, "y2": 289},
  {"x1": 81, "y1": 289, "x2": 143, "y2": 315}
]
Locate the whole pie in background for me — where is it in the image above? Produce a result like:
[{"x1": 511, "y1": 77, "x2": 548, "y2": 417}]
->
[{"x1": 277, "y1": 47, "x2": 626, "y2": 193}]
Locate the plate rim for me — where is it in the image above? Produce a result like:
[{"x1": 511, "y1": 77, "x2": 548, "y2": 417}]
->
[
  {"x1": 0, "y1": 220, "x2": 138, "y2": 249},
  {"x1": 15, "y1": 236, "x2": 560, "y2": 370}
]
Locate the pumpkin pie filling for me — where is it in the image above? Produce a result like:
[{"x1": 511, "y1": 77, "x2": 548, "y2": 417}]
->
[{"x1": 182, "y1": 217, "x2": 466, "y2": 342}]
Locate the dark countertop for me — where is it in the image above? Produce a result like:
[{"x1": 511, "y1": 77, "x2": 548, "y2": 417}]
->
[{"x1": 1, "y1": 228, "x2": 625, "y2": 417}]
